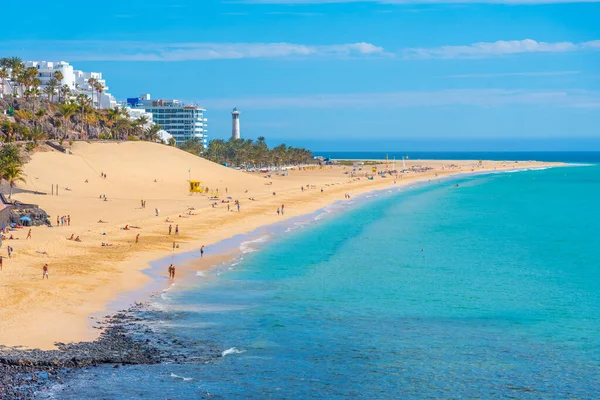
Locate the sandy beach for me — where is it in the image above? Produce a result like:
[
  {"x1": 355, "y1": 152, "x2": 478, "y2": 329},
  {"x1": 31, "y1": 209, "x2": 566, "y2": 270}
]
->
[{"x1": 0, "y1": 141, "x2": 561, "y2": 349}]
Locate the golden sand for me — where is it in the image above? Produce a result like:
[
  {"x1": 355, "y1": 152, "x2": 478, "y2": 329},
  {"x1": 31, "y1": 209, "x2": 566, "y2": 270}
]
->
[{"x1": 0, "y1": 142, "x2": 560, "y2": 349}]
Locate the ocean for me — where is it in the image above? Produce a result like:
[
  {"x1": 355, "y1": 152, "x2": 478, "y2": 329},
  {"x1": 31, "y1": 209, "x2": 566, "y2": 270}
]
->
[
  {"x1": 313, "y1": 151, "x2": 600, "y2": 163},
  {"x1": 40, "y1": 161, "x2": 600, "y2": 399}
]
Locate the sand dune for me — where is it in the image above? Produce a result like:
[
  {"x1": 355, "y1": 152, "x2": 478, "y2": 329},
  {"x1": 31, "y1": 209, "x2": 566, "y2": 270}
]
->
[{"x1": 0, "y1": 141, "x2": 560, "y2": 349}]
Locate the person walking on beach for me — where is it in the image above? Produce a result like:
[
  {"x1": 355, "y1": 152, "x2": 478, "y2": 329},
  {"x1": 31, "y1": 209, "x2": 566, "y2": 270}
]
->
[
  {"x1": 175, "y1": 225, "x2": 179, "y2": 235},
  {"x1": 0, "y1": 256, "x2": 3, "y2": 271},
  {"x1": 7, "y1": 246, "x2": 13, "y2": 259},
  {"x1": 56, "y1": 216, "x2": 59, "y2": 226},
  {"x1": 200, "y1": 245, "x2": 204, "y2": 257},
  {"x1": 281, "y1": 204, "x2": 285, "y2": 215},
  {"x1": 67, "y1": 215, "x2": 71, "y2": 226},
  {"x1": 171, "y1": 264, "x2": 176, "y2": 280},
  {"x1": 277, "y1": 207, "x2": 280, "y2": 215},
  {"x1": 27, "y1": 229, "x2": 32, "y2": 239},
  {"x1": 169, "y1": 224, "x2": 172, "y2": 235},
  {"x1": 237, "y1": 203, "x2": 240, "y2": 212},
  {"x1": 136, "y1": 234, "x2": 140, "y2": 244},
  {"x1": 168, "y1": 264, "x2": 174, "y2": 280},
  {"x1": 42, "y1": 264, "x2": 49, "y2": 279}
]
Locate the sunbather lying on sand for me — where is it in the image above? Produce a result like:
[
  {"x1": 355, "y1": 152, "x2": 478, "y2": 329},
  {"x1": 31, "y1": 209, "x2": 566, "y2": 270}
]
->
[
  {"x1": 36, "y1": 251, "x2": 49, "y2": 255},
  {"x1": 101, "y1": 242, "x2": 112, "y2": 247},
  {"x1": 74, "y1": 236, "x2": 82, "y2": 242},
  {"x1": 97, "y1": 220, "x2": 107, "y2": 223}
]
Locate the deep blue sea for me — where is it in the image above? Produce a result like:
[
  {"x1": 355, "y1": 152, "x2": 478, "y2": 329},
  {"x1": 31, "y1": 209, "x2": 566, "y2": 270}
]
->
[
  {"x1": 314, "y1": 151, "x2": 600, "y2": 163},
  {"x1": 40, "y1": 160, "x2": 600, "y2": 399}
]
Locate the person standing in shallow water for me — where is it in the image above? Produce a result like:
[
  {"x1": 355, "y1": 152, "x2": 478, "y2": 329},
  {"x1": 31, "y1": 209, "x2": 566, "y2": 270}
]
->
[{"x1": 200, "y1": 245, "x2": 204, "y2": 257}]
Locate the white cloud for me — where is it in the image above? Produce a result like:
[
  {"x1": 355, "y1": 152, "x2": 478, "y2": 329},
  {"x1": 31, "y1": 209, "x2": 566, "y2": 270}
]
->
[
  {"x1": 2, "y1": 38, "x2": 597, "y2": 62},
  {"x1": 443, "y1": 71, "x2": 582, "y2": 78},
  {"x1": 0, "y1": 41, "x2": 386, "y2": 62},
  {"x1": 404, "y1": 39, "x2": 600, "y2": 59},
  {"x1": 199, "y1": 89, "x2": 600, "y2": 110}
]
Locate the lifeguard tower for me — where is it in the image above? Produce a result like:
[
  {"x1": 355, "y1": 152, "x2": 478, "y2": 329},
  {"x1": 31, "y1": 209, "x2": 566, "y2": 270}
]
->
[{"x1": 189, "y1": 180, "x2": 203, "y2": 194}]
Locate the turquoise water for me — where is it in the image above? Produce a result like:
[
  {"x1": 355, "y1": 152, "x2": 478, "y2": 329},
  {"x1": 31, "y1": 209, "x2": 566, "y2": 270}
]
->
[{"x1": 42, "y1": 165, "x2": 600, "y2": 399}]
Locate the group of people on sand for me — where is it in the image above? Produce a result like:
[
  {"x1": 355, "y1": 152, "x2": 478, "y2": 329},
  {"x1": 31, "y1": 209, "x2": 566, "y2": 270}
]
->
[
  {"x1": 100, "y1": 172, "x2": 107, "y2": 179},
  {"x1": 344, "y1": 193, "x2": 352, "y2": 199},
  {"x1": 277, "y1": 204, "x2": 285, "y2": 215},
  {"x1": 56, "y1": 215, "x2": 71, "y2": 227},
  {"x1": 168, "y1": 224, "x2": 179, "y2": 235},
  {"x1": 67, "y1": 234, "x2": 82, "y2": 242}
]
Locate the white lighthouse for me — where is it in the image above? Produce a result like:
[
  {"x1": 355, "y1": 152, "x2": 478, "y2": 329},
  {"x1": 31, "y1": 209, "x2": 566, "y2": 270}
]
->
[{"x1": 231, "y1": 107, "x2": 241, "y2": 139}]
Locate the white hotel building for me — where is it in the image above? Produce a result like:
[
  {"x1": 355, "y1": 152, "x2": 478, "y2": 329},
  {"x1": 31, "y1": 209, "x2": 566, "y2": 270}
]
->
[
  {"x1": 127, "y1": 94, "x2": 208, "y2": 147},
  {"x1": 1, "y1": 61, "x2": 117, "y2": 109}
]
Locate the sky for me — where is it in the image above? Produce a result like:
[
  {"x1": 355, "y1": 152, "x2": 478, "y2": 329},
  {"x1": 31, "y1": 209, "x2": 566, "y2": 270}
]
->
[{"x1": 1, "y1": 0, "x2": 599, "y2": 150}]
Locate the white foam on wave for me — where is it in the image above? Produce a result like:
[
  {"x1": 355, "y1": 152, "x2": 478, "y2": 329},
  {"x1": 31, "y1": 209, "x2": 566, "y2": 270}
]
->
[
  {"x1": 314, "y1": 212, "x2": 328, "y2": 221},
  {"x1": 196, "y1": 271, "x2": 205, "y2": 277},
  {"x1": 222, "y1": 347, "x2": 246, "y2": 357},
  {"x1": 170, "y1": 373, "x2": 193, "y2": 381},
  {"x1": 240, "y1": 235, "x2": 271, "y2": 254}
]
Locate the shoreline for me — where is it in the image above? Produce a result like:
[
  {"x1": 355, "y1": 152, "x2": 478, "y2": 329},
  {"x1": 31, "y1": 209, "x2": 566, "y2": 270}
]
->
[
  {"x1": 103, "y1": 163, "x2": 571, "y2": 325},
  {"x1": 0, "y1": 145, "x2": 566, "y2": 350}
]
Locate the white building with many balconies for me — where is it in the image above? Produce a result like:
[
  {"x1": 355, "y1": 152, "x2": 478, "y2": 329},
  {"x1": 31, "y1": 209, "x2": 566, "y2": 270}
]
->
[
  {"x1": 0, "y1": 60, "x2": 117, "y2": 108},
  {"x1": 127, "y1": 94, "x2": 208, "y2": 147}
]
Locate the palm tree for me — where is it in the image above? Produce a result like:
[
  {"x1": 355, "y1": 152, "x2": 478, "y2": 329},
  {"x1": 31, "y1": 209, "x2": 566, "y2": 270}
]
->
[
  {"x1": 54, "y1": 70, "x2": 64, "y2": 84},
  {"x1": 60, "y1": 85, "x2": 71, "y2": 103},
  {"x1": 87, "y1": 77, "x2": 97, "y2": 108},
  {"x1": 2, "y1": 163, "x2": 26, "y2": 199},
  {"x1": 0, "y1": 120, "x2": 15, "y2": 142},
  {"x1": 95, "y1": 81, "x2": 103, "y2": 109},
  {"x1": 30, "y1": 86, "x2": 41, "y2": 113},
  {"x1": 30, "y1": 125, "x2": 46, "y2": 144},
  {"x1": 0, "y1": 67, "x2": 8, "y2": 96},
  {"x1": 6, "y1": 57, "x2": 23, "y2": 103},
  {"x1": 58, "y1": 103, "x2": 77, "y2": 138},
  {"x1": 143, "y1": 123, "x2": 162, "y2": 142},
  {"x1": 43, "y1": 84, "x2": 55, "y2": 102},
  {"x1": 136, "y1": 116, "x2": 148, "y2": 128}
]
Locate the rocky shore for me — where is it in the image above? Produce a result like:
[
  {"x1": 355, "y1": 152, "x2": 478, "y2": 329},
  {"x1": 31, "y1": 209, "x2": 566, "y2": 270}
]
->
[{"x1": 0, "y1": 302, "x2": 221, "y2": 399}]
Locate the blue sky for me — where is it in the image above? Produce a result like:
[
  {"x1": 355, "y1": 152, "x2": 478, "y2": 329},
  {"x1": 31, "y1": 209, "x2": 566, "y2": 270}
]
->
[{"x1": 2, "y1": 0, "x2": 599, "y2": 150}]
